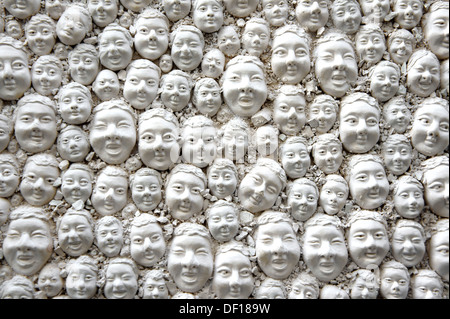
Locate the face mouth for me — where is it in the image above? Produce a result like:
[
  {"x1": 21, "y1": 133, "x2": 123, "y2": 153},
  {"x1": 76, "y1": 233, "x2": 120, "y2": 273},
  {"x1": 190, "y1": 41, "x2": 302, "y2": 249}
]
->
[
  {"x1": 249, "y1": 194, "x2": 262, "y2": 206},
  {"x1": 271, "y1": 257, "x2": 288, "y2": 270},
  {"x1": 105, "y1": 142, "x2": 122, "y2": 155},
  {"x1": 238, "y1": 94, "x2": 254, "y2": 107},
  {"x1": 181, "y1": 271, "x2": 198, "y2": 283},
  {"x1": 319, "y1": 261, "x2": 335, "y2": 274},
  {"x1": 16, "y1": 253, "x2": 35, "y2": 267}
]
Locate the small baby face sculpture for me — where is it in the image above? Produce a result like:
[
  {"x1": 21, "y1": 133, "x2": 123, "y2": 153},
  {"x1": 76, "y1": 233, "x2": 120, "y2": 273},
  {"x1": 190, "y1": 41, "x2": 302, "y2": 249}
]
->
[
  {"x1": 93, "y1": 70, "x2": 120, "y2": 102},
  {"x1": 166, "y1": 168, "x2": 205, "y2": 220},
  {"x1": 0, "y1": 160, "x2": 20, "y2": 198},
  {"x1": 370, "y1": 63, "x2": 400, "y2": 102},
  {"x1": 428, "y1": 225, "x2": 449, "y2": 282},
  {"x1": 383, "y1": 99, "x2": 411, "y2": 134},
  {"x1": 32, "y1": 59, "x2": 62, "y2": 96},
  {"x1": 393, "y1": 0, "x2": 423, "y2": 29},
  {"x1": 411, "y1": 102, "x2": 449, "y2": 157},
  {"x1": 69, "y1": 50, "x2": 100, "y2": 86},
  {"x1": 271, "y1": 30, "x2": 311, "y2": 84},
  {"x1": 382, "y1": 139, "x2": 412, "y2": 176},
  {"x1": 319, "y1": 178, "x2": 349, "y2": 215},
  {"x1": 99, "y1": 27, "x2": 133, "y2": 71},
  {"x1": 193, "y1": 79, "x2": 222, "y2": 116},
  {"x1": 213, "y1": 249, "x2": 253, "y2": 299},
  {"x1": 163, "y1": 0, "x2": 191, "y2": 21},
  {"x1": 38, "y1": 264, "x2": 63, "y2": 298},
  {"x1": 171, "y1": 28, "x2": 204, "y2": 72},
  {"x1": 130, "y1": 217, "x2": 166, "y2": 267},
  {"x1": 207, "y1": 204, "x2": 239, "y2": 242},
  {"x1": 57, "y1": 128, "x2": 90, "y2": 163},
  {"x1": 161, "y1": 72, "x2": 192, "y2": 112},
  {"x1": 288, "y1": 181, "x2": 318, "y2": 222},
  {"x1": 350, "y1": 271, "x2": 379, "y2": 299},
  {"x1": 313, "y1": 139, "x2": 343, "y2": 174},
  {"x1": 347, "y1": 218, "x2": 390, "y2": 268},
  {"x1": 95, "y1": 217, "x2": 124, "y2": 257},
  {"x1": 134, "y1": 15, "x2": 169, "y2": 61},
  {"x1": 331, "y1": 0, "x2": 361, "y2": 34},
  {"x1": 58, "y1": 86, "x2": 92, "y2": 125},
  {"x1": 273, "y1": 92, "x2": 307, "y2": 135},
  {"x1": 407, "y1": 51, "x2": 440, "y2": 97},
  {"x1": 88, "y1": 0, "x2": 118, "y2": 28},
  {"x1": 348, "y1": 158, "x2": 389, "y2": 210},
  {"x1": 56, "y1": 7, "x2": 91, "y2": 46},
  {"x1": 393, "y1": 179, "x2": 424, "y2": 219},
  {"x1": 392, "y1": 224, "x2": 425, "y2": 267},
  {"x1": 89, "y1": 104, "x2": 136, "y2": 165},
  {"x1": 159, "y1": 54, "x2": 173, "y2": 73},
  {"x1": 223, "y1": 0, "x2": 259, "y2": 17},
  {"x1": 201, "y1": 49, "x2": 225, "y2": 78},
  {"x1": 208, "y1": 165, "x2": 237, "y2": 199},
  {"x1": 422, "y1": 161, "x2": 449, "y2": 218},
  {"x1": 423, "y1": 5, "x2": 449, "y2": 60},
  {"x1": 218, "y1": 26, "x2": 240, "y2": 57},
  {"x1": 314, "y1": 37, "x2": 358, "y2": 98},
  {"x1": 104, "y1": 261, "x2": 138, "y2": 299},
  {"x1": 256, "y1": 215, "x2": 301, "y2": 280},
  {"x1": 359, "y1": 0, "x2": 390, "y2": 22},
  {"x1": 0, "y1": 43, "x2": 31, "y2": 101},
  {"x1": 61, "y1": 168, "x2": 93, "y2": 205},
  {"x1": 66, "y1": 260, "x2": 97, "y2": 299},
  {"x1": 262, "y1": 0, "x2": 289, "y2": 27},
  {"x1": 123, "y1": 62, "x2": 160, "y2": 110},
  {"x1": 388, "y1": 33, "x2": 414, "y2": 65},
  {"x1": 45, "y1": 0, "x2": 67, "y2": 20},
  {"x1": 222, "y1": 57, "x2": 268, "y2": 118},
  {"x1": 142, "y1": 273, "x2": 169, "y2": 299},
  {"x1": 356, "y1": 30, "x2": 386, "y2": 65},
  {"x1": 296, "y1": 0, "x2": 329, "y2": 32},
  {"x1": 193, "y1": 0, "x2": 224, "y2": 33},
  {"x1": 181, "y1": 121, "x2": 217, "y2": 168},
  {"x1": 91, "y1": 170, "x2": 128, "y2": 216},
  {"x1": 255, "y1": 126, "x2": 278, "y2": 158},
  {"x1": 131, "y1": 172, "x2": 162, "y2": 212},
  {"x1": 4, "y1": 0, "x2": 41, "y2": 19},
  {"x1": 26, "y1": 19, "x2": 56, "y2": 57},
  {"x1": 380, "y1": 265, "x2": 409, "y2": 299},
  {"x1": 58, "y1": 212, "x2": 94, "y2": 257},
  {"x1": 242, "y1": 21, "x2": 270, "y2": 57},
  {"x1": 280, "y1": 141, "x2": 310, "y2": 179}
]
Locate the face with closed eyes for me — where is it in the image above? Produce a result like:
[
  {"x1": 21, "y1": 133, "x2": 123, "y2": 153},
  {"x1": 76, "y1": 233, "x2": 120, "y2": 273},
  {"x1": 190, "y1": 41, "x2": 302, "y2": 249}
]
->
[
  {"x1": 223, "y1": 0, "x2": 259, "y2": 17},
  {"x1": 20, "y1": 162, "x2": 59, "y2": 206},
  {"x1": 313, "y1": 142, "x2": 343, "y2": 174},
  {"x1": 4, "y1": 0, "x2": 41, "y2": 19},
  {"x1": 104, "y1": 263, "x2": 138, "y2": 299},
  {"x1": 131, "y1": 175, "x2": 162, "y2": 212},
  {"x1": 91, "y1": 173, "x2": 128, "y2": 216},
  {"x1": 319, "y1": 180, "x2": 348, "y2": 215},
  {"x1": 58, "y1": 214, "x2": 94, "y2": 257},
  {"x1": 406, "y1": 54, "x2": 440, "y2": 97},
  {"x1": 392, "y1": 226, "x2": 425, "y2": 267},
  {"x1": 61, "y1": 169, "x2": 93, "y2": 205},
  {"x1": 45, "y1": 0, "x2": 67, "y2": 20},
  {"x1": 171, "y1": 31, "x2": 204, "y2": 72},
  {"x1": 370, "y1": 65, "x2": 400, "y2": 102},
  {"x1": 201, "y1": 50, "x2": 225, "y2": 78},
  {"x1": 393, "y1": 182, "x2": 424, "y2": 219},
  {"x1": 359, "y1": 0, "x2": 390, "y2": 22},
  {"x1": 57, "y1": 129, "x2": 90, "y2": 163},
  {"x1": 273, "y1": 94, "x2": 307, "y2": 136},
  {"x1": 98, "y1": 30, "x2": 133, "y2": 71},
  {"x1": 130, "y1": 223, "x2": 166, "y2": 267},
  {"x1": 332, "y1": 1, "x2": 361, "y2": 34},
  {"x1": 280, "y1": 143, "x2": 310, "y2": 179},
  {"x1": 288, "y1": 183, "x2": 318, "y2": 222},
  {"x1": 208, "y1": 167, "x2": 237, "y2": 199}
]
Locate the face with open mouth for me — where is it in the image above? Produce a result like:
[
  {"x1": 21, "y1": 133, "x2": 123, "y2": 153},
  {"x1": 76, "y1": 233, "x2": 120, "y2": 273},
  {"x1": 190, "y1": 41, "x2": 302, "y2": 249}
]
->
[
  {"x1": 407, "y1": 51, "x2": 441, "y2": 97},
  {"x1": 104, "y1": 262, "x2": 138, "y2": 299},
  {"x1": 98, "y1": 28, "x2": 133, "y2": 71},
  {"x1": 58, "y1": 213, "x2": 94, "y2": 257},
  {"x1": 356, "y1": 32, "x2": 386, "y2": 65},
  {"x1": 93, "y1": 70, "x2": 120, "y2": 102},
  {"x1": 392, "y1": 223, "x2": 425, "y2": 267},
  {"x1": 295, "y1": 0, "x2": 329, "y2": 32},
  {"x1": 389, "y1": 35, "x2": 414, "y2": 65},
  {"x1": 171, "y1": 29, "x2": 204, "y2": 72}
]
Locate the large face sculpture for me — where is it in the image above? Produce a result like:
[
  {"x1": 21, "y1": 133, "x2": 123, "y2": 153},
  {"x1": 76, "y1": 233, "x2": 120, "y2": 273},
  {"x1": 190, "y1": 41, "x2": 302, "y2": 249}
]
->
[
  {"x1": 428, "y1": 220, "x2": 449, "y2": 282},
  {"x1": 57, "y1": 83, "x2": 92, "y2": 125},
  {"x1": 280, "y1": 138, "x2": 310, "y2": 179},
  {"x1": 201, "y1": 49, "x2": 225, "y2": 79},
  {"x1": 4, "y1": 0, "x2": 41, "y2": 19},
  {"x1": 423, "y1": 2, "x2": 449, "y2": 60},
  {"x1": 359, "y1": 0, "x2": 390, "y2": 22},
  {"x1": 238, "y1": 159, "x2": 286, "y2": 213},
  {"x1": 3, "y1": 208, "x2": 53, "y2": 276},
  {"x1": 411, "y1": 98, "x2": 449, "y2": 157},
  {"x1": 383, "y1": 97, "x2": 411, "y2": 134},
  {"x1": 193, "y1": 0, "x2": 224, "y2": 33},
  {"x1": 296, "y1": 0, "x2": 329, "y2": 32},
  {"x1": 348, "y1": 156, "x2": 389, "y2": 210},
  {"x1": 88, "y1": 0, "x2": 118, "y2": 28},
  {"x1": 61, "y1": 165, "x2": 93, "y2": 205},
  {"x1": 319, "y1": 175, "x2": 349, "y2": 215},
  {"x1": 331, "y1": 0, "x2": 361, "y2": 34},
  {"x1": 392, "y1": 221, "x2": 426, "y2": 268},
  {"x1": 25, "y1": 15, "x2": 56, "y2": 57},
  {"x1": 123, "y1": 60, "x2": 160, "y2": 110},
  {"x1": 65, "y1": 257, "x2": 98, "y2": 299},
  {"x1": 273, "y1": 89, "x2": 307, "y2": 135},
  {"x1": 217, "y1": 26, "x2": 240, "y2": 57},
  {"x1": 393, "y1": 0, "x2": 423, "y2": 29},
  {"x1": 32, "y1": 57, "x2": 62, "y2": 96},
  {"x1": 406, "y1": 50, "x2": 441, "y2": 97},
  {"x1": 91, "y1": 167, "x2": 128, "y2": 216},
  {"x1": 57, "y1": 127, "x2": 91, "y2": 163},
  {"x1": 134, "y1": 11, "x2": 169, "y2": 60},
  {"x1": 99, "y1": 25, "x2": 134, "y2": 71},
  {"x1": 242, "y1": 19, "x2": 270, "y2": 57},
  {"x1": 262, "y1": 0, "x2": 289, "y2": 27},
  {"x1": 163, "y1": 0, "x2": 191, "y2": 21},
  {"x1": 302, "y1": 214, "x2": 348, "y2": 282},
  {"x1": 222, "y1": 56, "x2": 268, "y2": 118},
  {"x1": 104, "y1": 259, "x2": 138, "y2": 299},
  {"x1": 207, "y1": 201, "x2": 239, "y2": 242},
  {"x1": 68, "y1": 44, "x2": 100, "y2": 86},
  {"x1": 130, "y1": 214, "x2": 166, "y2": 267},
  {"x1": 165, "y1": 165, "x2": 206, "y2": 220},
  {"x1": 422, "y1": 157, "x2": 449, "y2": 218},
  {"x1": 380, "y1": 262, "x2": 410, "y2": 299},
  {"x1": 167, "y1": 224, "x2": 213, "y2": 293},
  {"x1": 370, "y1": 62, "x2": 400, "y2": 102},
  {"x1": 89, "y1": 101, "x2": 136, "y2": 165},
  {"x1": 207, "y1": 159, "x2": 238, "y2": 199},
  {"x1": 381, "y1": 135, "x2": 412, "y2": 176},
  {"x1": 0, "y1": 154, "x2": 20, "y2": 198},
  {"x1": 223, "y1": 0, "x2": 259, "y2": 17},
  {"x1": 312, "y1": 135, "x2": 343, "y2": 175},
  {"x1": 56, "y1": 5, "x2": 91, "y2": 46},
  {"x1": 271, "y1": 26, "x2": 311, "y2": 84},
  {"x1": 388, "y1": 30, "x2": 415, "y2": 65},
  {"x1": 0, "y1": 40, "x2": 31, "y2": 101},
  {"x1": 171, "y1": 27, "x2": 204, "y2": 72},
  {"x1": 255, "y1": 212, "x2": 301, "y2": 280},
  {"x1": 347, "y1": 212, "x2": 390, "y2": 268},
  {"x1": 58, "y1": 210, "x2": 94, "y2": 257},
  {"x1": 287, "y1": 179, "x2": 318, "y2": 222},
  {"x1": 95, "y1": 216, "x2": 124, "y2": 258},
  {"x1": 212, "y1": 245, "x2": 254, "y2": 299},
  {"x1": 192, "y1": 78, "x2": 222, "y2": 116},
  {"x1": 160, "y1": 71, "x2": 192, "y2": 112},
  {"x1": 314, "y1": 34, "x2": 358, "y2": 98},
  {"x1": 355, "y1": 26, "x2": 386, "y2": 65},
  {"x1": 93, "y1": 70, "x2": 120, "y2": 102},
  {"x1": 393, "y1": 176, "x2": 424, "y2": 219},
  {"x1": 131, "y1": 169, "x2": 162, "y2": 212}
]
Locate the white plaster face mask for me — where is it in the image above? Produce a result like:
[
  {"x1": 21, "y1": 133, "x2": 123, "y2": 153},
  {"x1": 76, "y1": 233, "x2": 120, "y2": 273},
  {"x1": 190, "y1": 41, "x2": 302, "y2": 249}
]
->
[
  {"x1": 242, "y1": 22, "x2": 270, "y2": 57},
  {"x1": 256, "y1": 221, "x2": 301, "y2": 280},
  {"x1": 4, "y1": 0, "x2": 41, "y2": 19},
  {"x1": 392, "y1": 226, "x2": 425, "y2": 267},
  {"x1": 91, "y1": 173, "x2": 128, "y2": 216},
  {"x1": 58, "y1": 89, "x2": 92, "y2": 125},
  {"x1": 3, "y1": 216, "x2": 53, "y2": 276},
  {"x1": 56, "y1": 9, "x2": 90, "y2": 46},
  {"x1": 5, "y1": 20, "x2": 23, "y2": 40},
  {"x1": 348, "y1": 219, "x2": 390, "y2": 268},
  {"x1": 120, "y1": 0, "x2": 151, "y2": 12},
  {"x1": 0, "y1": 120, "x2": 11, "y2": 152},
  {"x1": 20, "y1": 161, "x2": 59, "y2": 207},
  {"x1": 288, "y1": 183, "x2": 318, "y2": 222},
  {"x1": 207, "y1": 206, "x2": 239, "y2": 242},
  {"x1": 123, "y1": 66, "x2": 159, "y2": 110},
  {"x1": 99, "y1": 30, "x2": 133, "y2": 71},
  {"x1": 163, "y1": 0, "x2": 191, "y2": 22},
  {"x1": 26, "y1": 23, "x2": 56, "y2": 57},
  {"x1": 171, "y1": 30, "x2": 204, "y2": 72},
  {"x1": 393, "y1": 181, "x2": 424, "y2": 219},
  {"x1": 38, "y1": 265, "x2": 64, "y2": 298},
  {"x1": 58, "y1": 214, "x2": 94, "y2": 257},
  {"x1": 0, "y1": 44, "x2": 31, "y2": 101},
  {"x1": 370, "y1": 64, "x2": 400, "y2": 102},
  {"x1": 412, "y1": 273, "x2": 443, "y2": 299},
  {"x1": 0, "y1": 162, "x2": 20, "y2": 198},
  {"x1": 280, "y1": 143, "x2": 310, "y2": 179},
  {"x1": 95, "y1": 219, "x2": 124, "y2": 257},
  {"x1": 159, "y1": 54, "x2": 173, "y2": 73},
  {"x1": 131, "y1": 175, "x2": 162, "y2": 212},
  {"x1": 319, "y1": 180, "x2": 348, "y2": 215},
  {"x1": 213, "y1": 250, "x2": 254, "y2": 299},
  {"x1": 393, "y1": 0, "x2": 423, "y2": 29},
  {"x1": 389, "y1": 36, "x2": 414, "y2": 65},
  {"x1": 142, "y1": 277, "x2": 169, "y2": 299},
  {"x1": 66, "y1": 263, "x2": 97, "y2": 299},
  {"x1": 332, "y1": 1, "x2": 361, "y2": 34},
  {"x1": 350, "y1": 273, "x2": 379, "y2": 299},
  {"x1": 161, "y1": 74, "x2": 191, "y2": 112},
  {"x1": 423, "y1": 7, "x2": 449, "y2": 60},
  {"x1": 384, "y1": 102, "x2": 411, "y2": 134},
  {"x1": 201, "y1": 49, "x2": 225, "y2": 78},
  {"x1": 182, "y1": 124, "x2": 217, "y2": 168},
  {"x1": 69, "y1": 53, "x2": 100, "y2": 86},
  {"x1": 273, "y1": 94, "x2": 307, "y2": 136},
  {"x1": 192, "y1": 81, "x2": 222, "y2": 116},
  {"x1": 295, "y1": 0, "x2": 329, "y2": 32},
  {"x1": 380, "y1": 267, "x2": 409, "y2": 299},
  {"x1": 45, "y1": 0, "x2": 67, "y2": 20},
  {"x1": 32, "y1": 61, "x2": 62, "y2": 96},
  {"x1": 356, "y1": 32, "x2": 386, "y2": 65},
  {"x1": 218, "y1": 26, "x2": 240, "y2": 57},
  {"x1": 262, "y1": 0, "x2": 289, "y2": 27},
  {"x1": 406, "y1": 53, "x2": 440, "y2": 97},
  {"x1": 61, "y1": 169, "x2": 92, "y2": 205},
  {"x1": 382, "y1": 142, "x2": 412, "y2": 176},
  {"x1": 208, "y1": 167, "x2": 237, "y2": 199},
  {"x1": 223, "y1": 0, "x2": 259, "y2": 17},
  {"x1": 166, "y1": 171, "x2": 205, "y2": 220},
  {"x1": 88, "y1": 0, "x2": 118, "y2": 28},
  {"x1": 104, "y1": 262, "x2": 138, "y2": 299},
  {"x1": 360, "y1": 0, "x2": 390, "y2": 23},
  {"x1": 134, "y1": 17, "x2": 169, "y2": 60},
  {"x1": 130, "y1": 222, "x2": 166, "y2": 267},
  {"x1": 93, "y1": 70, "x2": 120, "y2": 102},
  {"x1": 308, "y1": 101, "x2": 337, "y2": 134},
  {"x1": 255, "y1": 126, "x2": 278, "y2": 158},
  {"x1": 423, "y1": 164, "x2": 449, "y2": 218},
  {"x1": 57, "y1": 129, "x2": 90, "y2": 163},
  {"x1": 428, "y1": 228, "x2": 449, "y2": 282},
  {"x1": 222, "y1": 127, "x2": 249, "y2": 162},
  {"x1": 313, "y1": 141, "x2": 343, "y2": 174},
  {"x1": 193, "y1": 0, "x2": 224, "y2": 33}
]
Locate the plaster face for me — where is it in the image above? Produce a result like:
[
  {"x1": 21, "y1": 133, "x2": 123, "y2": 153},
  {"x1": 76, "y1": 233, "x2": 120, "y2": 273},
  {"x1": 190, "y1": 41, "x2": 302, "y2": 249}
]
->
[
  {"x1": 56, "y1": 9, "x2": 90, "y2": 46},
  {"x1": 349, "y1": 160, "x2": 389, "y2": 210},
  {"x1": 412, "y1": 275, "x2": 443, "y2": 299},
  {"x1": 20, "y1": 162, "x2": 59, "y2": 206},
  {"x1": 238, "y1": 167, "x2": 283, "y2": 213},
  {"x1": 359, "y1": 0, "x2": 390, "y2": 22},
  {"x1": 57, "y1": 129, "x2": 90, "y2": 163},
  {"x1": 302, "y1": 225, "x2": 348, "y2": 282},
  {"x1": 88, "y1": 0, "x2": 118, "y2": 28},
  {"x1": 163, "y1": 0, "x2": 191, "y2": 21},
  {"x1": 289, "y1": 281, "x2": 318, "y2": 299},
  {"x1": 201, "y1": 50, "x2": 225, "y2": 79},
  {"x1": 222, "y1": 62, "x2": 268, "y2": 118},
  {"x1": 332, "y1": 1, "x2": 361, "y2": 34},
  {"x1": 1, "y1": 283, "x2": 34, "y2": 299},
  {"x1": 0, "y1": 162, "x2": 20, "y2": 198},
  {"x1": 370, "y1": 65, "x2": 399, "y2": 102},
  {"x1": 66, "y1": 263, "x2": 97, "y2": 299},
  {"x1": 356, "y1": 32, "x2": 385, "y2": 65},
  {"x1": 99, "y1": 30, "x2": 133, "y2": 71},
  {"x1": 423, "y1": 8, "x2": 449, "y2": 60},
  {"x1": 130, "y1": 223, "x2": 166, "y2": 267},
  {"x1": 193, "y1": 81, "x2": 222, "y2": 116},
  {"x1": 138, "y1": 117, "x2": 180, "y2": 171},
  {"x1": 315, "y1": 40, "x2": 358, "y2": 98},
  {"x1": 0, "y1": 45, "x2": 31, "y2": 101},
  {"x1": 393, "y1": 0, "x2": 423, "y2": 29},
  {"x1": 411, "y1": 104, "x2": 449, "y2": 157},
  {"x1": 213, "y1": 250, "x2": 253, "y2": 299},
  {"x1": 5, "y1": 20, "x2": 23, "y2": 39},
  {"x1": 207, "y1": 206, "x2": 239, "y2": 242},
  {"x1": 288, "y1": 183, "x2": 318, "y2": 222},
  {"x1": 93, "y1": 70, "x2": 120, "y2": 102},
  {"x1": 423, "y1": 164, "x2": 449, "y2": 218},
  {"x1": 218, "y1": 26, "x2": 240, "y2": 57},
  {"x1": 58, "y1": 214, "x2": 94, "y2": 257},
  {"x1": 95, "y1": 221, "x2": 123, "y2": 257},
  {"x1": 429, "y1": 230, "x2": 449, "y2": 282},
  {"x1": 142, "y1": 277, "x2": 169, "y2": 299},
  {"x1": 0, "y1": 122, "x2": 11, "y2": 153},
  {"x1": 280, "y1": 142, "x2": 310, "y2": 179},
  {"x1": 222, "y1": 127, "x2": 248, "y2": 162},
  {"x1": 4, "y1": 0, "x2": 41, "y2": 19},
  {"x1": 166, "y1": 172, "x2": 205, "y2": 220},
  {"x1": 393, "y1": 182, "x2": 424, "y2": 219},
  {"x1": 58, "y1": 89, "x2": 92, "y2": 125},
  {"x1": 319, "y1": 181, "x2": 348, "y2": 215},
  {"x1": 223, "y1": 0, "x2": 259, "y2": 17},
  {"x1": 407, "y1": 54, "x2": 440, "y2": 97},
  {"x1": 32, "y1": 62, "x2": 62, "y2": 96},
  {"x1": 320, "y1": 285, "x2": 349, "y2": 299},
  {"x1": 38, "y1": 265, "x2": 64, "y2": 298},
  {"x1": 384, "y1": 103, "x2": 411, "y2": 134},
  {"x1": 89, "y1": 108, "x2": 136, "y2": 165},
  {"x1": 255, "y1": 285, "x2": 285, "y2": 299},
  {"x1": 392, "y1": 226, "x2": 425, "y2": 267},
  {"x1": 309, "y1": 101, "x2": 337, "y2": 134},
  {"x1": 350, "y1": 275, "x2": 379, "y2": 299},
  {"x1": 167, "y1": 234, "x2": 213, "y2": 293},
  {"x1": 380, "y1": 268, "x2": 409, "y2": 299},
  {"x1": 256, "y1": 222, "x2": 301, "y2": 280},
  {"x1": 382, "y1": 143, "x2": 412, "y2": 176},
  {"x1": 171, "y1": 31, "x2": 204, "y2": 72},
  {"x1": 134, "y1": 17, "x2": 169, "y2": 60},
  {"x1": 160, "y1": 74, "x2": 191, "y2": 112},
  {"x1": 123, "y1": 67, "x2": 159, "y2": 110},
  {"x1": 273, "y1": 94, "x2": 307, "y2": 136},
  {"x1": 348, "y1": 219, "x2": 390, "y2": 268},
  {"x1": 296, "y1": 0, "x2": 329, "y2": 32},
  {"x1": 313, "y1": 141, "x2": 343, "y2": 174},
  {"x1": 242, "y1": 23, "x2": 270, "y2": 57},
  {"x1": 339, "y1": 102, "x2": 380, "y2": 154},
  {"x1": 208, "y1": 167, "x2": 237, "y2": 199},
  {"x1": 131, "y1": 175, "x2": 162, "y2": 212},
  {"x1": 255, "y1": 126, "x2": 278, "y2": 158},
  {"x1": 26, "y1": 23, "x2": 56, "y2": 57},
  {"x1": 104, "y1": 263, "x2": 138, "y2": 299},
  {"x1": 389, "y1": 36, "x2": 414, "y2": 65},
  {"x1": 3, "y1": 217, "x2": 53, "y2": 276},
  {"x1": 69, "y1": 52, "x2": 99, "y2": 86},
  {"x1": 0, "y1": 200, "x2": 10, "y2": 226},
  {"x1": 193, "y1": 0, "x2": 224, "y2": 33},
  {"x1": 61, "y1": 169, "x2": 93, "y2": 205},
  {"x1": 45, "y1": 0, "x2": 67, "y2": 20},
  {"x1": 159, "y1": 54, "x2": 173, "y2": 73},
  {"x1": 181, "y1": 124, "x2": 217, "y2": 168},
  {"x1": 120, "y1": 0, "x2": 151, "y2": 12},
  {"x1": 91, "y1": 174, "x2": 128, "y2": 216},
  {"x1": 263, "y1": 0, "x2": 289, "y2": 27}
]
